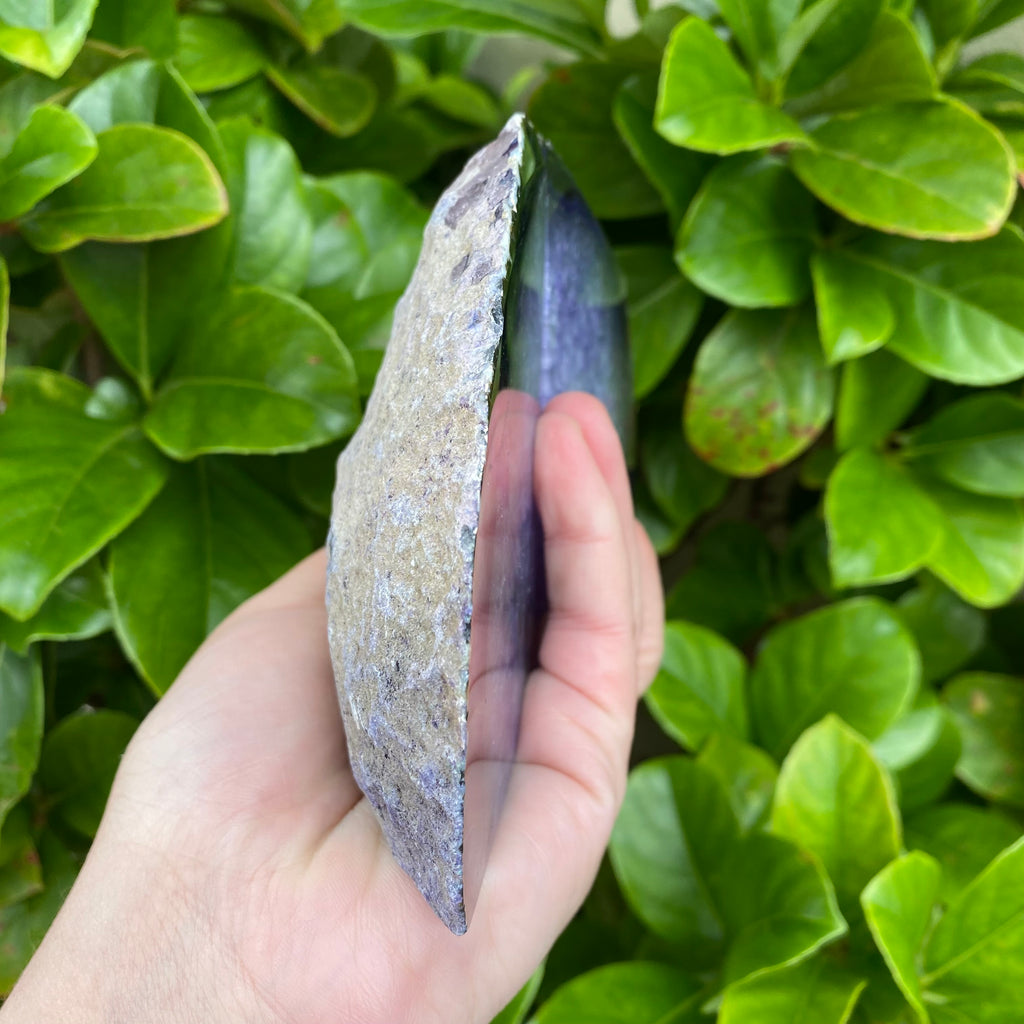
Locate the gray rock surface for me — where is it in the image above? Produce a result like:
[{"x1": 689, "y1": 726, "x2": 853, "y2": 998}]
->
[{"x1": 326, "y1": 114, "x2": 526, "y2": 934}]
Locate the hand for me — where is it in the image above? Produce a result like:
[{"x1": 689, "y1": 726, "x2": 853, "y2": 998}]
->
[{"x1": 2, "y1": 393, "x2": 664, "y2": 1024}]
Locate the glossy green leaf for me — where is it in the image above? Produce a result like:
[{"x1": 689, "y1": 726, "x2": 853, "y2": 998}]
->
[
  {"x1": 834, "y1": 348, "x2": 927, "y2": 451},
  {"x1": 829, "y1": 228, "x2": 1024, "y2": 386},
  {"x1": 617, "y1": 246, "x2": 702, "y2": 398},
  {"x1": 224, "y1": 0, "x2": 344, "y2": 50},
  {"x1": 656, "y1": 18, "x2": 807, "y2": 155},
  {"x1": 719, "y1": 955, "x2": 865, "y2": 1024},
  {"x1": 697, "y1": 733, "x2": 778, "y2": 833},
  {"x1": 825, "y1": 450, "x2": 944, "y2": 587},
  {"x1": 904, "y1": 393, "x2": 1024, "y2": 497},
  {"x1": 0, "y1": 252, "x2": 7, "y2": 396},
  {"x1": 0, "y1": 561, "x2": 110, "y2": 654},
  {"x1": 861, "y1": 851, "x2": 942, "y2": 1024},
  {"x1": 784, "y1": 11, "x2": 935, "y2": 117},
  {"x1": 220, "y1": 119, "x2": 312, "y2": 293},
  {"x1": 109, "y1": 459, "x2": 311, "y2": 694},
  {"x1": 0, "y1": 646, "x2": 42, "y2": 833},
  {"x1": 773, "y1": 715, "x2": 902, "y2": 907},
  {"x1": 645, "y1": 621, "x2": 748, "y2": 750},
  {"x1": 0, "y1": 0, "x2": 98, "y2": 78},
  {"x1": 0, "y1": 803, "x2": 42, "y2": 907},
  {"x1": 38, "y1": 709, "x2": 137, "y2": 837},
  {"x1": 677, "y1": 155, "x2": 816, "y2": 308},
  {"x1": 267, "y1": 55, "x2": 376, "y2": 138},
  {"x1": 715, "y1": 0, "x2": 793, "y2": 76},
  {"x1": 535, "y1": 962, "x2": 703, "y2": 1024},
  {"x1": 90, "y1": 0, "x2": 177, "y2": 57},
  {"x1": 943, "y1": 672, "x2": 1024, "y2": 808},
  {"x1": 791, "y1": 101, "x2": 1015, "y2": 240},
  {"x1": 923, "y1": 837, "x2": 1024, "y2": 1024},
  {"x1": 175, "y1": 15, "x2": 265, "y2": 93},
  {"x1": 610, "y1": 757, "x2": 846, "y2": 982},
  {"x1": 750, "y1": 597, "x2": 920, "y2": 757},
  {"x1": 19, "y1": 123, "x2": 228, "y2": 252},
  {"x1": 415, "y1": 74, "x2": 500, "y2": 129},
  {"x1": 897, "y1": 578, "x2": 986, "y2": 684},
  {"x1": 613, "y1": 72, "x2": 708, "y2": 229},
  {"x1": 641, "y1": 418, "x2": 727, "y2": 532},
  {"x1": 811, "y1": 250, "x2": 893, "y2": 364},
  {"x1": 0, "y1": 831, "x2": 79, "y2": 995},
  {"x1": 905, "y1": 803, "x2": 1022, "y2": 902},
  {"x1": 301, "y1": 172, "x2": 425, "y2": 390},
  {"x1": 948, "y1": 53, "x2": 1024, "y2": 118},
  {"x1": 0, "y1": 369, "x2": 168, "y2": 620},
  {"x1": 685, "y1": 308, "x2": 834, "y2": 477},
  {"x1": 0, "y1": 104, "x2": 96, "y2": 221},
  {"x1": 873, "y1": 700, "x2": 961, "y2": 811},
  {"x1": 529, "y1": 62, "x2": 661, "y2": 220},
  {"x1": 331, "y1": 0, "x2": 603, "y2": 55},
  {"x1": 145, "y1": 287, "x2": 359, "y2": 459}
]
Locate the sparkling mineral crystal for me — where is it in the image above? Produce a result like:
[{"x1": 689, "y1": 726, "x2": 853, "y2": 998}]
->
[{"x1": 326, "y1": 113, "x2": 630, "y2": 934}]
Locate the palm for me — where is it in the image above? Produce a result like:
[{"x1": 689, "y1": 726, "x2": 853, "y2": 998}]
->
[{"x1": 84, "y1": 394, "x2": 663, "y2": 1024}]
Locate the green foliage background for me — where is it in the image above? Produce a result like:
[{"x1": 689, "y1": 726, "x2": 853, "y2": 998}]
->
[{"x1": 1, "y1": 0, "x2": 1024, "y2": 1019}]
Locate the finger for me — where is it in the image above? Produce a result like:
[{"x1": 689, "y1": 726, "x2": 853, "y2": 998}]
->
[{"x1": 634, "y1": 520, "x2": 665, "y2": 692}]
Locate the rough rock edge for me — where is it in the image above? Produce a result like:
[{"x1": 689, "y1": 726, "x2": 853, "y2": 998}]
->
[{"x1": 326, "y1": 115, "x2": 526, "y2": 933}]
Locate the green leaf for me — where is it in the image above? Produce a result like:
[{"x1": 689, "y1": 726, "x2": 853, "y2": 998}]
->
[
  {"x1": 948, "y1": 53, "x2": 1024, "y2": 117},
  {"x1": 174, "y1": 14, "x2": 266, "y2": 93},
  {"x1": 144, "y1": 287, "x2": 359, "y2": 459},
  {"x1": 0, "y1": 561, "x2": 111, "y2": 654},
  {"x1": 834, "y1": 348, "x2": 927, "y2": 451},
  {"x1": 267, "y1": 54, "x2": 376, "y2": 138},
  {"x1": 38, "y1": 709, "x2": 137, "y2": 838},
  {"x1": 0, "y1": 252, "x2": 7, "y2": 396},
  {"x1": 491, "y1": 962, "x2": 545, "y2": 1024},
  {"x1": 943, "y1": 672, "x2": 1024, "y2": 808},
  {"x1": 90, "y1": 0, "x2": 177, "y2": 58},
  {"x1": 715, "y1": 0, "x2": 793, "y2": 77},
  {"x1": 917, "y1": 478, "x2": 1024, "y2": 608},
  {"x1": 0, "y1": 104, "x2": 96, "y2": 221},
  {"x1": 920, "y1": 0, "x2": 979, "y2": 45},
  {"x1": 19, "y1": 123, "x2": 228, "y2": 252},
  {"x1": 301, "y1": 172, "x2": 425, "y2": 391},
  {"x1": 719, "y1": 955, "x2": 866, "y2": 1024},
  {"x1": 697, "y1": 732, "x2": 778, "y2": 833},
  {"x1": 791, "y1": 101, "x2": 1015, "y2": 240},
  {"x1": 750, "y1": 597, "x2": 920, "y2": 757},
  {"x1": 535, "y1": 962, "x2": 703, "y2": 1024},
  {"x1": 646, "y1": 621, "x2": 748, "y2": 750},
  {"x1": 0, "y1": 0, "x2": 98, "y2": 78},
  {"x1": 417, "y1": 74, "x2": 500, "y2": 129},
  {"x1": 827, "y1": 228, "x2": 1024, "y2": 386},
  {"x1": 897, "y1": 578, "x2": 986, "y2": 684},
  {"x1": 0, "y1": 646, "x2": 42, "y2": 833},
  {"x1": 610, "y1": 757, "x2": 846, "y2": 982},
  {"x1": 780, "y1": 0, "x2": 885, "y2": 98},
  {"x1": 641, "y1": 418, "x2": 727, "y2": 532},
  {"x1": 529, "y1": 62, "x2": 661, "y2": 220},
  {"x1": 811, "y1": 250, "x2": 893, "y2": 364},
  {"x1": 0, "y1": 369, "x2": 168, "y2": 621},
  {"x1": 861, "y1": 851, "x2": 942, "y2": 1024},
  {"x1": 922, "y1": 837, "x2": 1024, "y2": 1024},
  {"x1": 617, "y1": 246, "x2": 702, "y2": 399},
  {"x1": 825, "y1": 450, "x2": 944, "y2": 587},
  {"x1": 772, "y1": 715, "x2": 902, "y2": 908},
  {"x1": 677, "y1": 154, "x2": 816, "y2": 308},
  {"x1": 220, "y1": 119, "x2": 312, "y2": 293},
  {"x1": 330, "y1": 0, "x2": 603, "y2": 55},
  {"x1": 873, "y1": 700, "x2": 962, "y2": 811},
  {"x1": 0, "y1": 831, "x2": 79, "y2": 995},
  {"x1": 905, "y1": 803, "x2": 1022, "y2": 902},
  {"x1": 108, "y1": 459, "x2": 311, "y2": 694},
  {"x1": 904, "y1": 393, "x2": 1024, "y2": 497},
  {"x1": 224, "y1": 0, "x2": 344, "y2": 50},
  {"x1": 656, "y1": 18, "x2": 807, "y2": 155},
  {"x1": 685, "y1": 307, "x2": 834, "y2": 477},
  {"x1": 783, "y1": 11, "x2": 935, "y2": 117},
  {"x1": 972, "y1": 0, "x2": 1024, "y2": 36},
  {"x1": 0, "y1": 803, "x2": 42, "y2": 907},
  {"x1": 613, "y1": 72, "x2": 708, "y2": 230}
]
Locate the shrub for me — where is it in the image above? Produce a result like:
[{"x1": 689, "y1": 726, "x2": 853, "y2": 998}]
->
[{"x1": 1, "y1": 0, "x2": 1024, "y2": 1019}]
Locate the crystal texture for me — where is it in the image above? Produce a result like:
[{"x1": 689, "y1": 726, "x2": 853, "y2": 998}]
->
[{"x1": 326, "y1": 114, "x2": 631, "y2": 934}]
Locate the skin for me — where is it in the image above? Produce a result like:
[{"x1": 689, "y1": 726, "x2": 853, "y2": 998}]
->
[{"x1": 2, "y1": 393, "x2": 663, "y2": 1024}]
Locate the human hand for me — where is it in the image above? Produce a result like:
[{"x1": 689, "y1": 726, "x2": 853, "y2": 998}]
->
[{"x1": 2, "y1": 392, "x2": 664, "y2": 1024}]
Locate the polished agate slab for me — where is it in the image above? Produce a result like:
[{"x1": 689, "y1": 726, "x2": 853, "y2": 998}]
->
[{"x1": 326, "y1": 115, "x2": 630, "y2": 933}]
